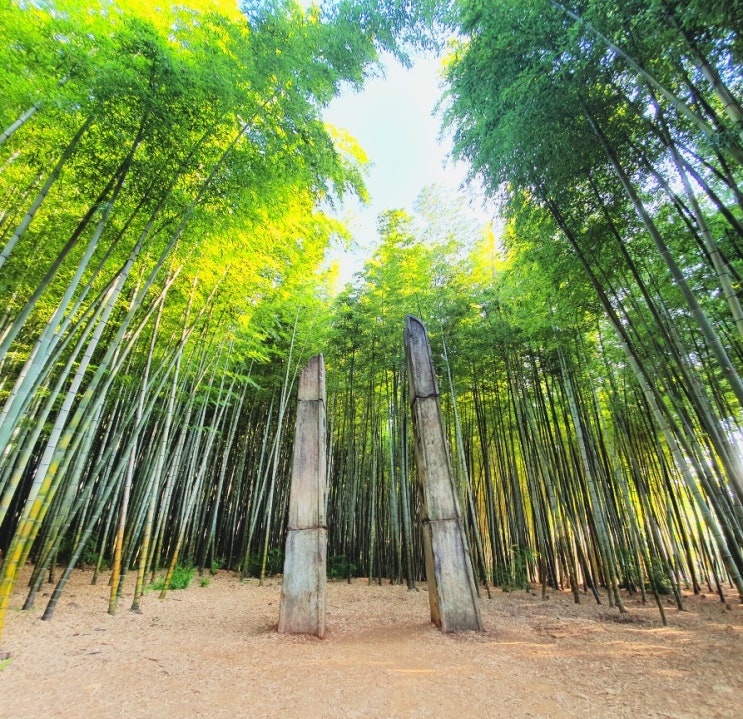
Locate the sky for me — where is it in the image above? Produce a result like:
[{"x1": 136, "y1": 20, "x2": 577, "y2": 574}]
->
[{"x1": 321, "y1": 53, "x2": 493, "y2": 285}]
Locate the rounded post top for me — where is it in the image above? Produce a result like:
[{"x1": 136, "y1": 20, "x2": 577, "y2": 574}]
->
[{"x1": 404, "y1": 316, "x2": 438, "y2": 400}]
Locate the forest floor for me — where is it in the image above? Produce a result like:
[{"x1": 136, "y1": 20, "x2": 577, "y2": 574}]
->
[{"x1": 0, "y1": 566, "x2": 741, "y2": 718}]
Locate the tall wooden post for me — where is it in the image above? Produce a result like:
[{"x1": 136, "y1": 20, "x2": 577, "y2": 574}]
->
[
  {"x1": 404, "y1": 316, "x2": 484, "y2": 632},
  {"x1": 278, "y1": 354, "x2": 327, "y2": 638}
]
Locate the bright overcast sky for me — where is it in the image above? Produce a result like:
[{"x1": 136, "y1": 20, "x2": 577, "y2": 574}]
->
[
  {"x1": 322, "y1": 54, "x2": 490, "y2": 285},
  {"x1": 325, "y1": 55, "x2": 456, "y2": 210}
]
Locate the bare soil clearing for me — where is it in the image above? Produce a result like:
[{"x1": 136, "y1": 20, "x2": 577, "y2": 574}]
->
[{"x1": 1, "y1": 566, "x2": 741, "y2": 718}]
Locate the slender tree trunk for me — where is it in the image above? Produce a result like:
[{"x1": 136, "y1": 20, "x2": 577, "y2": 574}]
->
[
  {"x1": 0, "y1": 116, "x2": 93, "y2": 271},
  {"x1": 550, "y1": 0, "x2": 743, "y2": 164},
  {"x1": 584, "y1": 107, "x2": 743, "y2": 409},
  {"x1": 0, "y1": 103, "x2": 40, "y2": 148},
  {"x1": 259, "y1": 311, "x2": 301, "y2": 585}
]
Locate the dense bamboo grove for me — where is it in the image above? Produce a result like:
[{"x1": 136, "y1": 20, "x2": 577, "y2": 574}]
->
[
  {"x1": 440, "y1": 0, "x2": 743, "y2": 608},
  {"x1": 0, "y1": 0, "x2": 421, "y2": 639},
  {"x1": 1, "y1": 0, "x2": 742, "y2": 651}
]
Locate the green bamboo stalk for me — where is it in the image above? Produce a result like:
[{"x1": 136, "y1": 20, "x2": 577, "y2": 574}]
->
[
  {"x1": 0, "y1": 116, "x2": 93, "y2": 272},
  {"x1": 259, "y1": 327, "x2": 301, "y2": 585}
]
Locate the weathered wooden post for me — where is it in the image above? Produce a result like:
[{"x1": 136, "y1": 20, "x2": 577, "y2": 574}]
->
[
  {"x1": 404, "y1": 316, "x2": 484, "y2": 632},
  {"x1": 278, "y1": 354, "x2": 327, "y2": 638}
]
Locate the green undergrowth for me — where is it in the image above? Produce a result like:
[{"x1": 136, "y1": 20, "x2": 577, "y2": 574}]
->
[
  {"x1": 494, "y1": 546, "x2": 538, "y2": 592},
  {"x1": 327, "y1": 555, "x2": 358, "y2": 580},
  {"x1": 242, "y1": 548, "x2": 284, "y2": 577},
  {"x1": 149, "y1": 565, "x2": 194, "y2": 591}
]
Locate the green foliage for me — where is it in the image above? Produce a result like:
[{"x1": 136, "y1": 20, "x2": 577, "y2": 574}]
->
[
  {"x1": 56, "y1": 534, "x2": 101, "y2": 568},
  {"x1": 0, "y1": 0, "x2": 422, "y2": 636},
  {"x1": 199, "y1": 577, "x2": 211, "y2": 588},
  {"x1": 80, "y1": 538, "x2": 103, "y2": 568},
  {"x1": 244, "y1": 548, "x2": 284, "y2": 577},
  {"x1": 150, "y1": 565, "x2": 194, "y2": 591},
  {"x1": 647, "y1": 564, "x2": 672, "y2": 596},
  {"x1": 1, "y1": 0, "x2": 742, "y2": 639},
  {"x1": 265, "y1": 548, "x2": 285, "y2": 576},
  {"x1": 617, "y1": 548, "x2": 641, "y2": 592},
  {"x1": 496, "y1": 546, "x2": 537, "y2": 592},
  {"x1": 616, "y1": 550, "x2": 672, "y2": 596},
  {"x1": 327, "y1": 555, "x2": 358, "y2": 580},
  {"x1": 439, "y1": 1, "x2": 743, "y2": 612}
]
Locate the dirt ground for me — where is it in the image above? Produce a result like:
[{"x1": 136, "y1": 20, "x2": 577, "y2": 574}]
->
[{"x1": 0, "y1": 566, "x2": 741, "y2": 719}]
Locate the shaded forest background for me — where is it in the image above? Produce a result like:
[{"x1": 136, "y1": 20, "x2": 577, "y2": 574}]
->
[{"x1": 1, "y1": 0, "x2": 742, "y2": 644}]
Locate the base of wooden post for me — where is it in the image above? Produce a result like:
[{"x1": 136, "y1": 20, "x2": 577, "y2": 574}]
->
[
  {"x1": 278, "y1": 527, "x2": 326, "y2": 638},
  {"x1": 422, "y1": 517, "x2": 484, "y2": 633}
]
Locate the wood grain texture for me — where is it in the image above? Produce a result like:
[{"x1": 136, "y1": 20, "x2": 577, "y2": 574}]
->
[
  {"x1": 405, "y1": 317, "x2": 484, "y2": 633},
  {"x1": 278, "y1": 354, "x2": 327, "y2": 637}
]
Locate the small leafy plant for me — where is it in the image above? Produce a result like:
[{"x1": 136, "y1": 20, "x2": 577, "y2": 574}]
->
[
  {"x1": 497, "y1": 545, "x2": 538, "y2": 592},
  {"x1": 150, "y1": 565, "x2": 194, "y2": 591},
  {"x1": 243, "y1": 549, "x2": 284, "y2": 577},
  {"x1": 327, "y1": 555, "x2": 357, "y2": 580}
]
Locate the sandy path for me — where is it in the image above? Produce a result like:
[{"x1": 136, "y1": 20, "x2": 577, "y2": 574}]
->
[{"x1": 0, "y1": 567, "x2": 741, "y2": 718}]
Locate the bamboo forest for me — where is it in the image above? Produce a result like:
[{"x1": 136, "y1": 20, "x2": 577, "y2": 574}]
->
[{"x1": 1, "y1": 0, "x2": 743, "y2": 655}]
